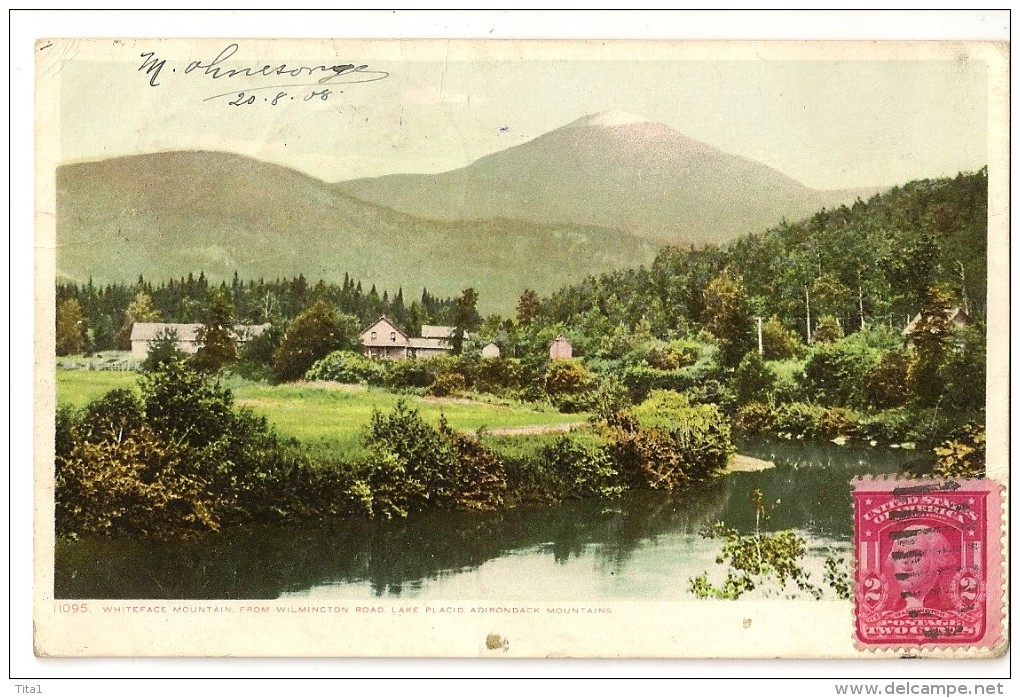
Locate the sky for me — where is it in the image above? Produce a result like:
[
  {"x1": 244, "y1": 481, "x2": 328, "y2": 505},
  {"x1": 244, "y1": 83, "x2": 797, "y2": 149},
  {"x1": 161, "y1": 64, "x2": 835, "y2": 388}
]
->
[{"x1": 54, "y1": 40, "x2": 995, "y2": 191}]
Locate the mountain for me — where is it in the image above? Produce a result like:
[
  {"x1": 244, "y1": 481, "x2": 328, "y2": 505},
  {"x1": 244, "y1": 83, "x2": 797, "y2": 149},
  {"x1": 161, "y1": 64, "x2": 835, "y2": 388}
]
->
[
  {"x1": 55, "y1": 151, "x2": 660, "y2": 315},
  {"x1": 336, "y1": 111, "x2": 881, "y2": 246}
]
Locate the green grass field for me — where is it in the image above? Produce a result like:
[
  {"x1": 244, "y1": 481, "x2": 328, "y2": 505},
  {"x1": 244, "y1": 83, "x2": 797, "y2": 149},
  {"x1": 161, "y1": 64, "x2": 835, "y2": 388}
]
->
[{"x1": 56, "y1": 370, "x2": 585, "y2": 460}]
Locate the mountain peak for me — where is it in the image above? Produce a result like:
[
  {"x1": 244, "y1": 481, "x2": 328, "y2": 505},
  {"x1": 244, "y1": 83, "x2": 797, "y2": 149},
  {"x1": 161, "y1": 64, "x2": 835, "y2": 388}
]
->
[{"x1": 566, "y1": 111, "x2": 652, "y2": 129}]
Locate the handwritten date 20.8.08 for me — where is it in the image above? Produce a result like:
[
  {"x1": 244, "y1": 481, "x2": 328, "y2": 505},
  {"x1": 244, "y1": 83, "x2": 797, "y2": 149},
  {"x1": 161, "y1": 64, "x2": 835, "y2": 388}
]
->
[{"x1": 227, "y1": 88, "x2": 332, "y2": 106}]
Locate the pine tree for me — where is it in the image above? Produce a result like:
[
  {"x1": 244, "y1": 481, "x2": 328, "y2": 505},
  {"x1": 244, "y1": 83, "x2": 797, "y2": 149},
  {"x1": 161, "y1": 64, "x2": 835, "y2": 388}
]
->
[
  {"x1": 192, "y1": 289, "x2": 237, "y2": 373},
  {"x1": 55, "y1": 299, "x2": 87, "y2": 356}
]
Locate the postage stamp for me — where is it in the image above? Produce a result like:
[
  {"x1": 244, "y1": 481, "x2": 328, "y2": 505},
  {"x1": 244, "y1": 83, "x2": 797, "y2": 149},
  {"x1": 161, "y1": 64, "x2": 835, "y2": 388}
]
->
[{"x1": 853, "y1": 478, "x2": 1004, "y2": 652}]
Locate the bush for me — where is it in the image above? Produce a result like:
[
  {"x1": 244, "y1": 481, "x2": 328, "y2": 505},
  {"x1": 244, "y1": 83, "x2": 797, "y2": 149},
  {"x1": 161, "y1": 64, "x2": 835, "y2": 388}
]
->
[
  {"x1": 772, "y1": 402, "x2": 826, "y2": 439},
  {"x1": 359, "y1": 401, "x2": 507, "y2": 519},
  {"x1": 140, "y1": 328, "x2": 187, "y2": 373},
  {"x1": 473, "y1": 357, "x2": 528, "y2": 394},
  {"x1": 427, "y1": 372, "x2": 467, "y2": 397},
  {"x1": 865, "y1": 350, "x2": 911, "y2": 408},
  {"x1": 305, "y1": 350, "x2": 385, "y2": 384},
  {"x1": 603, "y1": 391, "x2": 733, "y2": 490},
  {"x1": 817, "y1": 407, "x2": 862, "y2": 440},
  {"x1": 55, "y1": 362, "x2": 322, "y2": 537},
  {"x1": 811, "y1": 315, "x2": 845, "y2": 344},
  {"x1": 734, "y1": 402, "x2": 774, "y2": 434},
  {"x1": 645, "y1": 340, "x2": 700, "y2": 370},
  {"x1": 941, "y1": 327, "x2": 986, "y2": 413},
  {"x1": 537, "y1": 432, "x2": 622, "y2": 499},
  {"x1": 273, "y1": 301, "x2": 359, "y2": 381},
  {"x1": 544, "y1": 359, "x2": 593, "y2": 396},
  {"x1": 802, "y1": 341, "x2": 876, "y2": 408},
  {"x1": 933, "y1": 423, "x2": 985, "y2": 478},
  {"x1": 620, "y1": 364, "x2": 704, "y2": 403},
  {"x1": 382, "y1": 359, "x2": 434, "y2": 390},
  {"x1": 733, "y1": 351, "x2": 776, "y2": 406},
  {"x1": 761, "y1": 316, "x2": 802, "y2": 360}
]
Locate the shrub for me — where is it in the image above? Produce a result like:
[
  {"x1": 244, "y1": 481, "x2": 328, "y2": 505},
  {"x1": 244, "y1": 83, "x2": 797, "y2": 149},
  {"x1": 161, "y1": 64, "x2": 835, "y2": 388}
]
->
[
  {"x1": 139, "y1": 360, "x2": 235, "y2": 448},
  {"x1": 55, "y1": 361, "x2": 327, "y2": 537},
  {"x1": 761, "y1": 316, "x2": 802, "y2": 360},
  {"x1": 77, "y1": 388, "x2": 145, "y2": 443},
  {"x1": 273, "y1": 301, "x2": 359, "y2": 381},
  {"x1": 382, "y1": 359, "x2": 434, "y2": 390},
  {"x1": 360, "y1": 401, "x2": 507, "y2": 519},
  {"x1": 645, "y1": 340, "x2": 700, "y2": 370},
  {"x1": 865, "y1": 350, "x2": 911, "y2": 408},
  {"x1": 140, "y1": 328, "x2": 188, "y2": 374},
  {"x1": 603, "y1": 391, "x2": 733, "y2": 489},
  {"x1": 428, "y1": 372, "x2": 467, "y2": 397},
  {"x1": 817, "y1": 407, "x2": 862, "y2": 440},
  {"x1": 802, "y1": 341, "x2": 876, "y2": 408},
  {"x1": 772, "y1": 402, "x2": 826, "y2": 439},
  {"x1": 537, "y1": 432, "x2": 622, "y2": 499},
  {"x1": 544, "y1": 359, "x2": 593, "y2": 396},
  {"x1": 933, "y1": 423, "x2": 985, "y2": 478},
  {"x1": 811, "y1": 315, "x2": 845, "y2": 344},
  {"x1": 734, "y1": 402, "x2": 774, "y2": 435},
  {"x1": 473, "y1": 357, "x2": 528, "y2": 394},
  {"x1": 940, "y1": 327, "x2": 986, "y2": 414},
  {"x1": 305, "y1": 350, "x2": 385, "y2": 385},
  {"x1": 620, "y1": 364, "x2": 703, "y2": 403},
  {"x1": 733, "y1": 351, "x2": 777, "y2": 406}
]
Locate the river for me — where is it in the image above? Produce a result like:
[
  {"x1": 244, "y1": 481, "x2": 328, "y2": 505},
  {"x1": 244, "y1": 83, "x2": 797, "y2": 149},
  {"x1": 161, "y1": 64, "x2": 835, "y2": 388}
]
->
[{"x1": 54, "y1": 438, "x2": 930, "y2": 600}]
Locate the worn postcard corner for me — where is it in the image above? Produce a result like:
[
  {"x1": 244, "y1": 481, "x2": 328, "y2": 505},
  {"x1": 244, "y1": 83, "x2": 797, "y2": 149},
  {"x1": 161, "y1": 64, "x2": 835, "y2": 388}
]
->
[{"x1": 33, "y1": 37, "x2": 1008, "y2": 659}]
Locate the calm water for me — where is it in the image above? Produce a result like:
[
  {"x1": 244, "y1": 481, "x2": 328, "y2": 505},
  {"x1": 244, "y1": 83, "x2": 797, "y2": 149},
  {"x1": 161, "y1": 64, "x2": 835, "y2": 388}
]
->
[{"x1": 54, "y1": 439, "x2": 930, "y2": 600}]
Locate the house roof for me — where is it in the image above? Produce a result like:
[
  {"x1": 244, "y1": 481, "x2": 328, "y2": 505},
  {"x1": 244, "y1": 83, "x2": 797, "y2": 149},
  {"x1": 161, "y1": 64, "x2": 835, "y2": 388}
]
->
[
  {"x1": 420, "y1": 324, "x2": 457, "y2": 339},
  {"x1": 902, "y1": 308, "x2": 971, "y2": 336},
  {"x1": 408, "y1": 337, "x2": 451, "y2": 350},
  {"x1": 360, "y1": 316, "x2": 410, "y2": 347},
  {"x1": 131, "y1": 323, "x2": 201, "y2": 342},
  {"x1": 130, "y1": 322, "x2": 268, "y2": 342}
]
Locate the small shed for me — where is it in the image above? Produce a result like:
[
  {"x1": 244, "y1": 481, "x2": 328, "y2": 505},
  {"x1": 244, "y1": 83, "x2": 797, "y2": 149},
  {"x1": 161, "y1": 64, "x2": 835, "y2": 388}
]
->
[
  {"x1": 481, "y1": 342, "x2": 501, "y2": 358},
  {"x1": 549, "y1": 335, "x2": 573, "y2": 360}
]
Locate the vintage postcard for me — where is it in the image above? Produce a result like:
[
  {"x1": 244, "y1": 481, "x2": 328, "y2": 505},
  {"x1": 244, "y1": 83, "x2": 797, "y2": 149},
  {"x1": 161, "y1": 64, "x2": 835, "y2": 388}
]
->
[{"x1": 33, "y1": 37, "x2": 1008, "y2": 658}]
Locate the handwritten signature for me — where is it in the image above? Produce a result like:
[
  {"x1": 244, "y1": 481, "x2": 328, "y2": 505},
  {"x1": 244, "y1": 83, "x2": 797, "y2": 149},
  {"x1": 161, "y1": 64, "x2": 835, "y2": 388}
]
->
[{"x1": 138, "y1": 43, "x2": 389, "y2": 104}]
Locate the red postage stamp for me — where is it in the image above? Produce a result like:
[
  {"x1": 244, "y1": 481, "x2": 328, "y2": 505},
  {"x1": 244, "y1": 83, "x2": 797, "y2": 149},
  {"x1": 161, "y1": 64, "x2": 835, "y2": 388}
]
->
[{"x1": 853, "y1": 478, "x2": 1004, "y2": 652}]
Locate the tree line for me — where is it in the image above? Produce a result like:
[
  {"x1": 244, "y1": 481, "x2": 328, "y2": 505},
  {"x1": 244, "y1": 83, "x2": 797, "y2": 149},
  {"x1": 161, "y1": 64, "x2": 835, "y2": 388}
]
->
[
  {"x1": 527, "y1": 168, "x2": 987, "y2": 364},
  {"x1": 55, "y1": 272, "x2": 469, "y2": 356}
]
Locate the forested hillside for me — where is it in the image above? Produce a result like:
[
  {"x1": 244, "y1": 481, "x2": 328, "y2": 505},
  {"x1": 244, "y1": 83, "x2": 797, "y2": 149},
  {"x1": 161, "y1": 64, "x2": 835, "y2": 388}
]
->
[{"x1": 534, "y1": 168, "x2": 987, "y2": 349}]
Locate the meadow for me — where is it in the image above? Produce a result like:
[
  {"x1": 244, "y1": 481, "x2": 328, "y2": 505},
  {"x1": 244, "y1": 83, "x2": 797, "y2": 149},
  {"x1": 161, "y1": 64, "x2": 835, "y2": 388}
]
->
[{"x1": 56, "y1": 369, "x2": 585, "y2": 460}]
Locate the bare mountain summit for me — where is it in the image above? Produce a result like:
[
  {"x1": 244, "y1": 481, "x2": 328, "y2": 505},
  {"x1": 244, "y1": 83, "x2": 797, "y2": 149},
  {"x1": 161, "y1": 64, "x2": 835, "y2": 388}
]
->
[{"x1": 337, "y1": 111, "x2": 879, "y2": 245}]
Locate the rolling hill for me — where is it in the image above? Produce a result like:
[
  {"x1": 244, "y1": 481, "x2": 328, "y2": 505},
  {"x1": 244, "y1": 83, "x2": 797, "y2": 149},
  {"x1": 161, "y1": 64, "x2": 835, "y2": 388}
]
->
[
  {"x1": 55, "y1": 151, "x2": 660, "y2": 314},
  {"x1": 337, "y1": 111, "x2": 880, "y2": 246}
]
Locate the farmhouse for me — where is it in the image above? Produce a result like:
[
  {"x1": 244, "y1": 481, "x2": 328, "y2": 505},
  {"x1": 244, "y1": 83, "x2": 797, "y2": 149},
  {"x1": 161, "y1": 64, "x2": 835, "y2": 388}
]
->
[
  {"x1": 130, "y1": 322, "x2": 269, "y2": 359},
  {"x1": 360, "y1": 316, "x2": 462, "y2": 360}
]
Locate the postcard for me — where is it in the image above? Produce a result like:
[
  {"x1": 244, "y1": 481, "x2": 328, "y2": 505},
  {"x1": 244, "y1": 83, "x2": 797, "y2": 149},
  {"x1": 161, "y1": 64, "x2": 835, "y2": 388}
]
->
[{"x1": 33, "y1": 37, "x2": 1008, "y2": 658}]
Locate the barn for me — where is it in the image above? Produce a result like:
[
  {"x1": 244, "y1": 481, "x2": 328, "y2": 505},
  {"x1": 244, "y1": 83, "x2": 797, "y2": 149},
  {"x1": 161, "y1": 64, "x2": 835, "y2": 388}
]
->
[{"x1": 130, "y1": 322, "x2": 269, "y2": 359}]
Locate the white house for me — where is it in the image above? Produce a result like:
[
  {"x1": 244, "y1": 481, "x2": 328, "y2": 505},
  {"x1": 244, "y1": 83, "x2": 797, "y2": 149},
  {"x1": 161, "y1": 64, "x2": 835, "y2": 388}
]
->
[
  {"x1": 130, "y1": 322, "x2": 269, "y2": 359},
  {"x1": 481, "y1": 342, "x2": 501, "y2": 358}
]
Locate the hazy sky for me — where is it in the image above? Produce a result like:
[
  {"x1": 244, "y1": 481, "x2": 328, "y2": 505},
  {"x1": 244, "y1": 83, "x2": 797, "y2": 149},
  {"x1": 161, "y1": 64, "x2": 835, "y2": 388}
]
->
[{"x1": 56, "y1": 40, "x2": 991, "y2": 190}]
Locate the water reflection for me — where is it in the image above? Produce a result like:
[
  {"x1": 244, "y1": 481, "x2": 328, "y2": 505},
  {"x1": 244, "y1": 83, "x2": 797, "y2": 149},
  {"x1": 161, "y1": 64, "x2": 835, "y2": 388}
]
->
[{"x1": 55, "y1": 439, "x2": 926, "y2": 600}]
